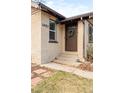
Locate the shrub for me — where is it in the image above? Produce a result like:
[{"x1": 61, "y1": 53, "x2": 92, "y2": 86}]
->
[{"x1": 87, "y1": 43, "x2": 93, "y2": 63}]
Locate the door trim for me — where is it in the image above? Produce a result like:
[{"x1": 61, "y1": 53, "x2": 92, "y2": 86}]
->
[{"x1": 65, "y1": 22, "x2": 77, "y2": 51}]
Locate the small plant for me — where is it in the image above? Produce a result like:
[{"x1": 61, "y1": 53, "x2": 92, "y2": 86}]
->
[{"x1": 87, "y1": 44, "x2": 93, "y2": 63}]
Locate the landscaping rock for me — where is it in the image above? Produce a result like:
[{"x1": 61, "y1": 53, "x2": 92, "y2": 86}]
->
[
  {"x1": 78, "y1": 63, "x2": 87, "y2": 70},
  {"x1": 78, "y1": 62, "x2": 93, "y2": 72},
  {"x1": 85, "y1": 62, "x2": 91, "y2": 71},
  {"x1": 90, "y1": 64, "x2": 93, "y2": 71}
]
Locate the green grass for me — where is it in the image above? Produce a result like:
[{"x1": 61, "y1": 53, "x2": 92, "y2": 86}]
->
[{"x1": 32, "y1": 71, "x2": 93, "y2": 93}]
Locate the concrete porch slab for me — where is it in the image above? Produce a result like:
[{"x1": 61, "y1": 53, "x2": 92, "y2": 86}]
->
[
  {"x1": 54, "y1": 60, "x2": 82, "y2": 67},
  {"x1": 41, "y1": 63, "x2": 93, "y2": 79}
]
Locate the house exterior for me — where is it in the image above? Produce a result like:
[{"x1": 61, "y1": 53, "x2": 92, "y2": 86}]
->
[{"x1": 31, "y1": 2, "x2": 93, "y2": 65}]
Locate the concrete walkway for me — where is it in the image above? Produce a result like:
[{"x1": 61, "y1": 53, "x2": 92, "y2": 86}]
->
[{"x1": 41, "y1": 62, "x2": 93, "y2": 79}]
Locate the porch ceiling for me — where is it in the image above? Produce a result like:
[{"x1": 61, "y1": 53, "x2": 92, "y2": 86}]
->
[{"x1": 60, "y1": 12, "x2": 93, "y2": 23}]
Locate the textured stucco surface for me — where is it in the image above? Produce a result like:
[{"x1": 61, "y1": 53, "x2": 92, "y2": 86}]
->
[
  {"x1": 31, "y1": 7, "x2": 41, "y2": 64},
  {"x1": 41, "y1": 11, "x2": 63, "y2": 63},
  {"x1": 77, "y1": 21, "x2": 84, "y2": 61},
  {"x1": 31, "y1": 7, "x2": 85, "y2": 64},
  {"x1": 32, "y1": 7, "x2": 64, "y2": 64}
]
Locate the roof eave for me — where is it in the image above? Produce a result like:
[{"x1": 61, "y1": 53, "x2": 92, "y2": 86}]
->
[
  {"x1": 38, "y1": 2, "x2": 66, "y2": 20},
  {"x1": 60, "y1": 12, "x2": 93, "y2": 23}
]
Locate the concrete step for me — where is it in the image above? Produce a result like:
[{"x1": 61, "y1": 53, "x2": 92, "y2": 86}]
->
[
  {"x1": 62, "y1": 52, "x2": 78, "y2": 55},
  {"x1": 59, "y1": 54, "x2": 78, "y2": 58},
  {"x1": 53, "y1": 52, "x2": 82, "y2": 67},
  {"x1": 53, "y1": 59, "x2": 82, "y2": 67},
  {"x1": 56, "y1": 56, "x2": 78, "y2": 62}
]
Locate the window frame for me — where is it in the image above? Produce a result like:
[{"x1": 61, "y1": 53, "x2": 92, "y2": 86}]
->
[{"x1": 49, "y1": 19, "x2": 57, "y2": 41}]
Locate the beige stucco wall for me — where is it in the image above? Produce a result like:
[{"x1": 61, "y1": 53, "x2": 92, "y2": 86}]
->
[
  {"x1": 32, "y1": 6, "x2": 64, "y2": 64},
  {"x1": 61, "y1": 24, "x2": 65, "y2": 53},
  {"x1": 32, "y1": 6, "x2": 86, "y2": 64},
  {"x1": 41, "y1": 11, "x2": 63, "y2": 63},
  {"x1": 31, "y1": 7, "x2": 41, "y2": 64},
  {"x1": 31, "y1": 8, "x2": 63, "y2": 64},
  {"x1": 77, "y1": 20, "x2": 84, "y2": 61}
]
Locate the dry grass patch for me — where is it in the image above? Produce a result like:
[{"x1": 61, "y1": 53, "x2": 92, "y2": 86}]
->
[{"x1": 32, "y1": 71, "x2": 93, "y2": 93}]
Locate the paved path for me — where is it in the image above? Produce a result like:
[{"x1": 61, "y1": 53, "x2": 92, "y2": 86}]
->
[
  {"x1": 41, "y1": 63, "x2": 93, "y2": 79},
  {"x1": 31, "y1": 63, "x2": 55, "y2": 86}
]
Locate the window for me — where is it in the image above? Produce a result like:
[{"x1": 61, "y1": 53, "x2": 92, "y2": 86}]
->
[
  {"x1": 88, "y1": 25, "x2": 93, "y2": 43},
  {"x1": 49, "y1": 20, "x2": 56, "y2": 41}
]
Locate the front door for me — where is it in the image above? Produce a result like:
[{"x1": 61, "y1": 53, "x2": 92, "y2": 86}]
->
[{"x1": 65, "y1": 22, "x2": 77, "y2": 51}]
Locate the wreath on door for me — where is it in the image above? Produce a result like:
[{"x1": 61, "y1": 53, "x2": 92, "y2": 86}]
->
[{"x1": 68, "y1": 30, "x2": 75, "y2": 38}]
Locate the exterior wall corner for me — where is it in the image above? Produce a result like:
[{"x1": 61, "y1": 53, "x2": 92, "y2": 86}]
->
[{"x1": 77, "y1": 20, "x2": 84, "y2": 61}]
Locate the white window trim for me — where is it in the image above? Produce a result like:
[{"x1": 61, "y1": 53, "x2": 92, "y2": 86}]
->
[{"x1": 49, "y1": 19, "x2": 57, "y2": 41}]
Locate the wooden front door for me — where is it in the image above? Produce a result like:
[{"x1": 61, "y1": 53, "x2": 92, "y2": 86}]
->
[{"x1": 65, "y1": 22, "x2": 77, "y2": 51}]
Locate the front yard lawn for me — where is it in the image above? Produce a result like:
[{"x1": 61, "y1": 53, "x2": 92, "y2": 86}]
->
[{"x1": 32, "y1": 71, "x2": 93, "y2": 93}]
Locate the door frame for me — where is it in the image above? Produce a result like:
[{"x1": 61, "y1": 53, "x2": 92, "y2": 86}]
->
[{"x1": 65, "y1": 22, "x2": 77, "y2": 51}]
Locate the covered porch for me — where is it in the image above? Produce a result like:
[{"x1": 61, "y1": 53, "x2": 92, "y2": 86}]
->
[
  {"x1": 52, "y1": 12, "x2": 93, "y2": 68},
  {"x1": 60, "y1": 12, "x2": 93, "y2": 63}
]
